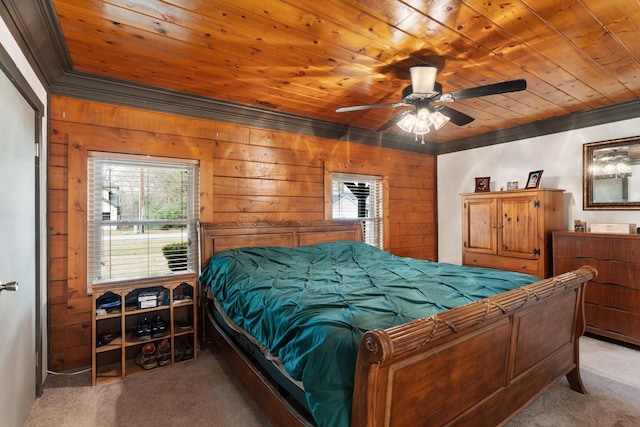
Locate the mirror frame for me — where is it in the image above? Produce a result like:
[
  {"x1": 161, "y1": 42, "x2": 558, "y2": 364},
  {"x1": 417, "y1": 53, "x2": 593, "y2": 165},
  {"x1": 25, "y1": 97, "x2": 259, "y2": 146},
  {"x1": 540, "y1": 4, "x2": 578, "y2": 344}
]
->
[{"x1": 583, "y1": 136, "x2": 640, "y2": 210}]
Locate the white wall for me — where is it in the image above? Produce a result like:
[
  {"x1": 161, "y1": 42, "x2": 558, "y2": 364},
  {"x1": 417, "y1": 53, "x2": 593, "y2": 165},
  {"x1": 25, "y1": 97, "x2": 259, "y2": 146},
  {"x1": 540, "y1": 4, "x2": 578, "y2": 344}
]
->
[{"x1": 438, "y1": 117, "x2": 640, "y2": 265}]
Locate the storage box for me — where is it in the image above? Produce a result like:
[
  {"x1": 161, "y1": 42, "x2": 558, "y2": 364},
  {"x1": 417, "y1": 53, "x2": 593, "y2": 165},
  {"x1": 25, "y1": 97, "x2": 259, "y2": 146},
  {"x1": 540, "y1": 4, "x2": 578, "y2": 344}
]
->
[
  {"x1": 138, "y1": 291, "x2": 158, "y2": 309},
  {"x1": 138, "y1": 299, "x2": 157, "y2": 309},
  {"x1": 590, "y1": 223, "x2": 636, "y2": 234}
]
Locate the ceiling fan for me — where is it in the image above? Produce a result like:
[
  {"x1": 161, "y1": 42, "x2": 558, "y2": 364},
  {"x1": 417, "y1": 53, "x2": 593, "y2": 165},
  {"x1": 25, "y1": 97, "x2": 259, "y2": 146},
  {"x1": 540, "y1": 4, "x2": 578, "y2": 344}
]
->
[{"x1": 336, "y1": 66, "x2": 527, "y2": 142}]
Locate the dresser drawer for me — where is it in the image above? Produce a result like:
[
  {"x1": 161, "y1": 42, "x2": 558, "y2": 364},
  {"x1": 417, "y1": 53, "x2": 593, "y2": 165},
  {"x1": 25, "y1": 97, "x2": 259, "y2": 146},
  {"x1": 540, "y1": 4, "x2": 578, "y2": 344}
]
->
[
  {"x1": 586, "y1": 283, "x2": 640, "y2": 312},
  {"x1": 554, "y1": 256, "x2": 640, "y2": 290},
  {"x1": 553, "y1": 235, "x2": 637, "y2": 263},
  {"x1": 585, "y1": 303, "x2": 640, "y2": 342},
  {"x1": 463, "y1": 252, "x2": 539, "y2": 276}
]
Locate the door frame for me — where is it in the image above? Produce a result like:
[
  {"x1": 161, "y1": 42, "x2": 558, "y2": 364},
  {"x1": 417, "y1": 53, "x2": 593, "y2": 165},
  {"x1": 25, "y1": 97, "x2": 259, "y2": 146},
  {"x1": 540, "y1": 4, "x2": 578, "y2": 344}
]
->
[{"x1": 0, "y1": 41, "x2": 45, "y2": 396}]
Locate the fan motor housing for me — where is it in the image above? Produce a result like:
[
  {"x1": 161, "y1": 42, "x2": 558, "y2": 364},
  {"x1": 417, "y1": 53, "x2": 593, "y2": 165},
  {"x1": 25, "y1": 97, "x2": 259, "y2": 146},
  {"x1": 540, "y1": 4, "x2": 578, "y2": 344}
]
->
[{"x1": 402, "y1": 82, "x2": 442, "y2": 103}]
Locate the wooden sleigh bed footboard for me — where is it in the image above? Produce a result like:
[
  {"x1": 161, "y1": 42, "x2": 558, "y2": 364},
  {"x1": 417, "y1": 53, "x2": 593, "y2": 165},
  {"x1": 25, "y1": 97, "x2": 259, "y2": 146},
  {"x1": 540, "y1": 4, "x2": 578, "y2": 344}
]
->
[
  {"x1": 351, "y1": 266, "x2": 596, "y2": 426},
  {"x1": 198, "y1": 221, "x2": 596, "y2": 427}
]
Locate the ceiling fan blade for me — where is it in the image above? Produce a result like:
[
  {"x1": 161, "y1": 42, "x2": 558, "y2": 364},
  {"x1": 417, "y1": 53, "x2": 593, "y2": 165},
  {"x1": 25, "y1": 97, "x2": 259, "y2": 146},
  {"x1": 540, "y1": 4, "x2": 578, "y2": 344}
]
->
[
  {"x1": 441, "y1": 79, "x2": 527, "y2": 102},
  {"x1": 436, "y1": 106, "x2": 475, "y2": 126},
  {"x1": 336, "y1": 102, "x2": 408, "y2": 113}
]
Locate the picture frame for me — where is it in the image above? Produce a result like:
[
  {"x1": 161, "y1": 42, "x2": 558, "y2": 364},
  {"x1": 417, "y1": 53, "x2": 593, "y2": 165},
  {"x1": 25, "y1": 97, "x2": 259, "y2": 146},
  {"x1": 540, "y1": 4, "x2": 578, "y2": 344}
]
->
[
  {"x1": 475, "y1": 177, "x2": 490, "y2": 193},
  {"x1": 525, "y1": 170, "x2": 543, "y2": 189}
]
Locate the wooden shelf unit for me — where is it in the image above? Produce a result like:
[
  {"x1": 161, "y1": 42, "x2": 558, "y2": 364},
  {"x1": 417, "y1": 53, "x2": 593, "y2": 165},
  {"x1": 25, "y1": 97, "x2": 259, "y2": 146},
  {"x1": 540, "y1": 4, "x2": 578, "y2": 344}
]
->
[
  {"x1": 92, "y1": 273, "x2": 197, "y2": 385},
  {"x1": 553, "y1": 231, "x2": 640, "y2": 346},
  {"x1": 462, "y1": 188, "x2": 564, "y2": 278}
]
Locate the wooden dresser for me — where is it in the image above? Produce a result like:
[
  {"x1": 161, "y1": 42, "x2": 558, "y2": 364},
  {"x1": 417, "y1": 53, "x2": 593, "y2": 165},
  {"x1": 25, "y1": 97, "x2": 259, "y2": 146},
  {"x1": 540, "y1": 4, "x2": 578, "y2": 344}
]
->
[
  {"x1": 462, "y1": 188, "x2": 564, "y2": 278},
  {"x1": 553, "y1": 231, "x2": 640, "y2": 345}
]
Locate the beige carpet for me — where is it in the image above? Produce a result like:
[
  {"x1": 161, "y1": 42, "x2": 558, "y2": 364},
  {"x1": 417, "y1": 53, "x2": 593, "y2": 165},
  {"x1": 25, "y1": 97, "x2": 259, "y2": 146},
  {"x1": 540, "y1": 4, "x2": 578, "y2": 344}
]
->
[
  {"x1": 506, "y1": 335, "x2": 640, "y2": 427},
  {"x1": 24, "y1": 335, "x2": 639, "y2": 426},
  {"x1": 25, "y1": 348, "x2": 272, "y2": 427}
]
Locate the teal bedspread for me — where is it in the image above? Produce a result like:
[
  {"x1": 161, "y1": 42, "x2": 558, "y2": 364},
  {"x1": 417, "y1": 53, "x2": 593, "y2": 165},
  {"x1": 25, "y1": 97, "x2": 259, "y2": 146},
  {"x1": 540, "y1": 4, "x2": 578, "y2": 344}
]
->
[{"x1": 199, "y1": 241, "x2": 538, "y2": 427}]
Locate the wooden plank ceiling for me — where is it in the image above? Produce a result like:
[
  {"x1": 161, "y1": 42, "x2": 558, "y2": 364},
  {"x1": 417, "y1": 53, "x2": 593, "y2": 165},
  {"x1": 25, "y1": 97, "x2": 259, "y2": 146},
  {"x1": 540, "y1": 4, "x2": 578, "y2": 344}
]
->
[{"x1": 50, "y1": 0, "x2": 640, "y2": 145}]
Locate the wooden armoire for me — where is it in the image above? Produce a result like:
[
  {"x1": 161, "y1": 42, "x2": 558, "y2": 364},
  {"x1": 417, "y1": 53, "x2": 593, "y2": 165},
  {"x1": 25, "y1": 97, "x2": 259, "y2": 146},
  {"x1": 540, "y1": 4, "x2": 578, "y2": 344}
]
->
[{"x1": 461, "y1": 188, "x2": 564, "y2": 278}]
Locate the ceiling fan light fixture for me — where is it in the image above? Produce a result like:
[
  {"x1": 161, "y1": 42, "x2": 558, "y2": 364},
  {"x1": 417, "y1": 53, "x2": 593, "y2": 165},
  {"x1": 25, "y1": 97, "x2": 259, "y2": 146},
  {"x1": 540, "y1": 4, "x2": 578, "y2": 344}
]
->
[
  {"x1": 397, "y1": 107, "x2": 449, "y2": 138},
  {"x1": 431, "y1": 110, "x2": 450, "y2": 130},
  {"x1": 397, "y1": 112, "x2": 416, "y2": 133},
  {"x1": 413, "y1": 108, "x2": 433, "y2": 135},
  {"x1": 413, "y1": 121, "x2": 431, "y2": 135},
  {"x1": 409, "y1": 66, "x2": 438, "y2": 94}
]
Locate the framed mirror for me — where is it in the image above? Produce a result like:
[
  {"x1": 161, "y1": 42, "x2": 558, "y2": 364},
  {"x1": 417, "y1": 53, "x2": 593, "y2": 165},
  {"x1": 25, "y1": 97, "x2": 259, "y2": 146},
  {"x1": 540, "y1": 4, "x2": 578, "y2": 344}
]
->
[{"x1": 584, "y1": 136, "x2": 640, "y2": 210}]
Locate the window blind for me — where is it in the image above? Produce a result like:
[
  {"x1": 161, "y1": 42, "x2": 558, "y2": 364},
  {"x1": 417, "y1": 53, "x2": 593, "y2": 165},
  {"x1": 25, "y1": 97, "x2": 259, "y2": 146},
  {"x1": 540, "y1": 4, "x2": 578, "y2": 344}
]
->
[
  {"x1": 87, "y1": 152, "x2": 199, "y2": 292},
  {"x1": 332, "y1": 173, "x2": 383, "y2": 248}
]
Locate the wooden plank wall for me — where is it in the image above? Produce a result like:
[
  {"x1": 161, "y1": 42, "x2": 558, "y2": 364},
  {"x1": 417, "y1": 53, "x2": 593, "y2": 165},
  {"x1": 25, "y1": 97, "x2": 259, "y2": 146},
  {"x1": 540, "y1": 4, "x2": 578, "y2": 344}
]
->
[{"x1": 48, "y1": 94, "x2": 437, "y2": 371}]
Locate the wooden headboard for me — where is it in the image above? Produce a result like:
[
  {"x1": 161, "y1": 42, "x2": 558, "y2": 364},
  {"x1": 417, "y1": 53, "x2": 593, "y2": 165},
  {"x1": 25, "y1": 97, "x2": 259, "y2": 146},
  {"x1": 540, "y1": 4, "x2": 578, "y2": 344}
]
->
[{"x1": 198, "y1": 220, "x2": 363, "y2": 268}]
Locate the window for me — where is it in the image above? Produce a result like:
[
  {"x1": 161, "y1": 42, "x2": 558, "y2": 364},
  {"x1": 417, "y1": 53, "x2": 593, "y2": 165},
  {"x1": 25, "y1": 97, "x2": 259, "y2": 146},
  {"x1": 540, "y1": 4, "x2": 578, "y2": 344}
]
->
[
  {"x1": 332, "y1": 173, "x2": 383, "y2": 248},
  {"x1": 87, "y1": 153, "x2": 199, "y2": 292}
]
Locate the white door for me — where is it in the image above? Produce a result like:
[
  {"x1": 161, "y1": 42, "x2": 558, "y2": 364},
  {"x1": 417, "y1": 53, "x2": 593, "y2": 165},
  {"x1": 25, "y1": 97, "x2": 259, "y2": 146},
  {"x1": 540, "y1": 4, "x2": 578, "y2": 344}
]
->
[{"x1": 0, "y1": 67, "x2": 37, "y2": 426}]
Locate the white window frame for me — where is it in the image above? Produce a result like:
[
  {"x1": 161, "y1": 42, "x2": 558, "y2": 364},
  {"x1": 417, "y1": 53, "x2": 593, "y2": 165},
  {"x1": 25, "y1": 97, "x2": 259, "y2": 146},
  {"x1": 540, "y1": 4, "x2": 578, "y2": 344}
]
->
[{"x1": 87, "y1": 152, "x2": 199, "y2": 292}]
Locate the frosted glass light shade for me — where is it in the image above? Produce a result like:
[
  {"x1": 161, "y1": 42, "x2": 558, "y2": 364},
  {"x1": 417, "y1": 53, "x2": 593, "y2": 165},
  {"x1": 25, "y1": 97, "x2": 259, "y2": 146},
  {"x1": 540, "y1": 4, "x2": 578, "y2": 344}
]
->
[
  {"x1": 413, "y1": 108, "x2": 433, "y2": 135},
  {"x1": 431, "y1": 110, "x2": 450, "y2": 130},
  {"x1": 397, "y1": 112, "x2": 416, "y2": 133},
  {"x1": 409, "y1": 66, "x2": 438, "y2": 94},
  {"x1": 397, "y1": 107, "x2": 450, "y2": 137}
]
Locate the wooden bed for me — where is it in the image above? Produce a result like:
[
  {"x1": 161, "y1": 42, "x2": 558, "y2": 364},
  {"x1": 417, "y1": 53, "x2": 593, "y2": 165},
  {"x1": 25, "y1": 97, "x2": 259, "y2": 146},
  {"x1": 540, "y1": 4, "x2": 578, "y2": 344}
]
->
[{"x1": 198, "y1": 220, "x2": 596, "y2": 427}]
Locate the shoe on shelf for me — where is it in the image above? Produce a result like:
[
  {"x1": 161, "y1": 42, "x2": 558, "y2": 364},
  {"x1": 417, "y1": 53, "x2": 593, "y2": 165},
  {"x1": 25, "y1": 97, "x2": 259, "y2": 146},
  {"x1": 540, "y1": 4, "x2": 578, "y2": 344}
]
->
[
  {"x1": 156, "y1": 338, "x2": 171, "y2": 366},
  {"x1": 136, "y1": 343, "x2": 158, "y2": 370},
  {"x1": 175, "y1": 340, "x2": 194, "y2": 361},
  {"x1": 151, "y1": 315, "x2": 168, "y2": 338},
  {"x1": 174, "y1": 294, "x2": 192, "y2": 303},
  {"x1": 137, "y1": 318, "x2": 152, "y2": 341},
  {"x1": 182, "y1": 341, "x2": 194, "y2": 360},
  {"x1": 175, "y1": 320, "x2": 191, "y2": 330},
  {"x1": 96, "y1": 331, "x2": 119, "y2": 347},
  {"x1": 174, "y1": 341, "x2": 184, "y2": 362}
]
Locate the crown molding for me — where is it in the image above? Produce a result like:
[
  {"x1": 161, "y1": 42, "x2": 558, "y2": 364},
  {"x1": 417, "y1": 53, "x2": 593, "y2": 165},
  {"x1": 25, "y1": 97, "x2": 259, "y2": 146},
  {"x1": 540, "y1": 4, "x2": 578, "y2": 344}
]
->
[
  {"x1": 435, "y1": 98, "x2": 640, "y2": 154},
  {"x1": 0, "y1": 0, "x2": 71, "y2": 86}
]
